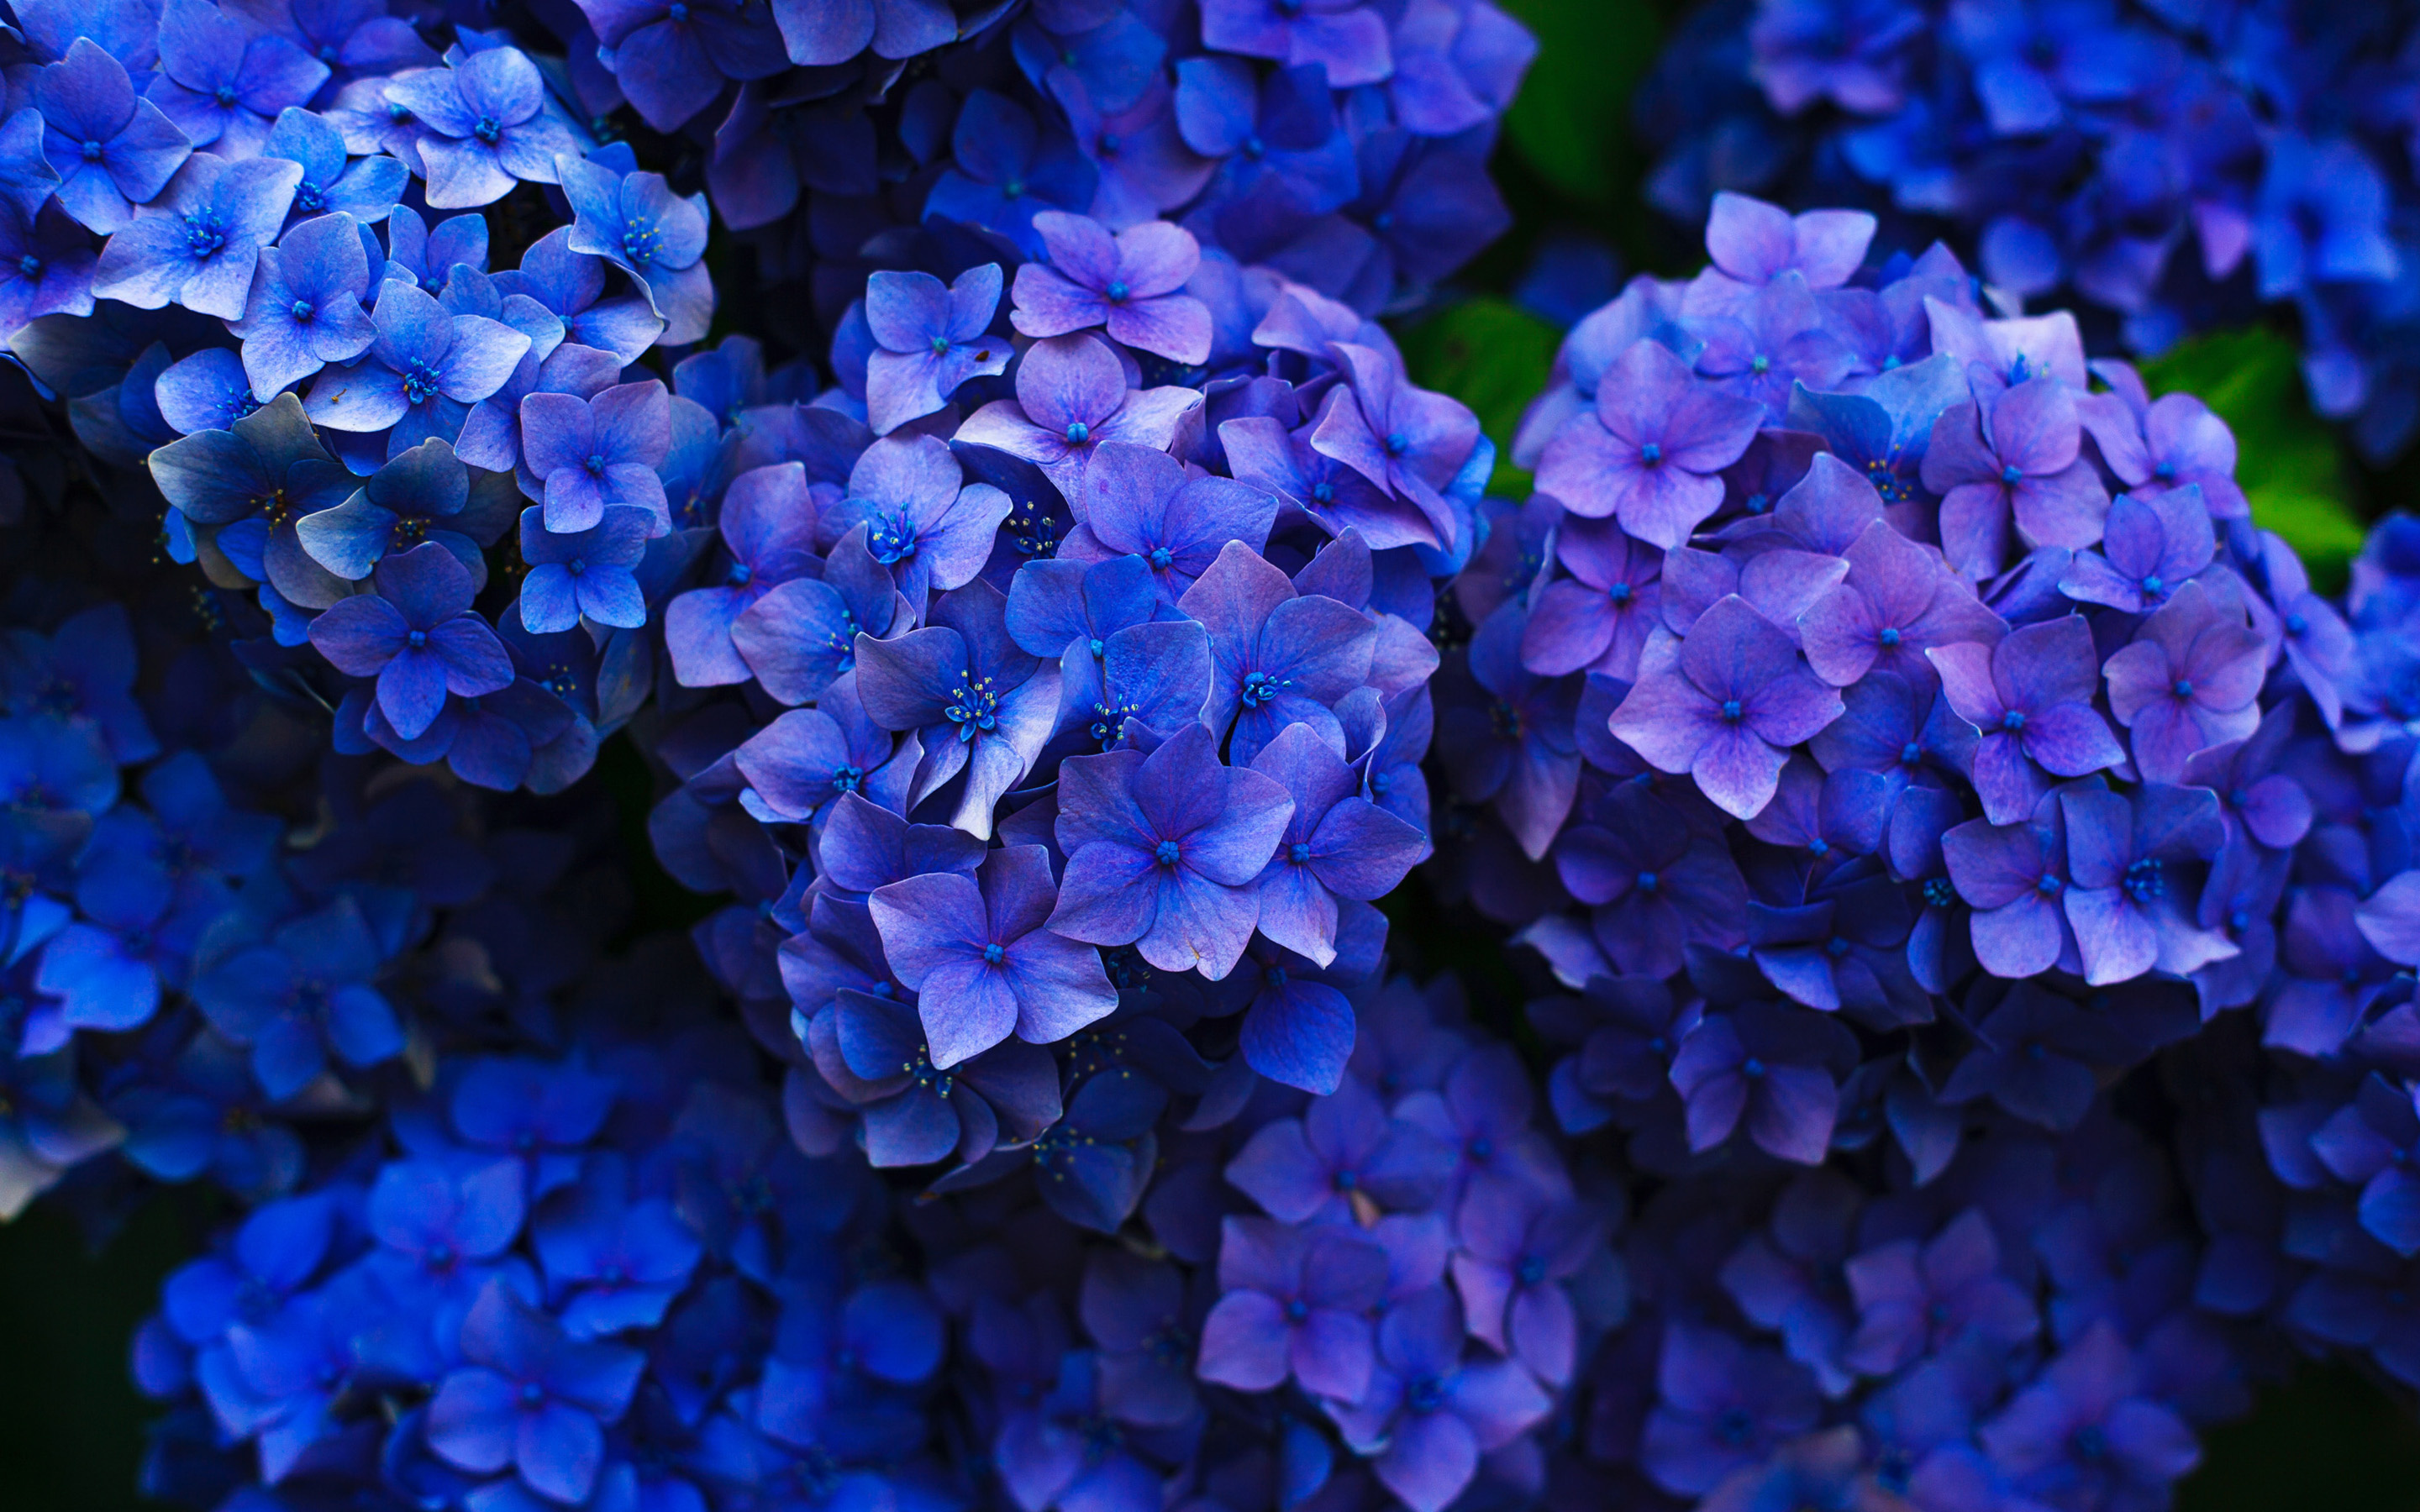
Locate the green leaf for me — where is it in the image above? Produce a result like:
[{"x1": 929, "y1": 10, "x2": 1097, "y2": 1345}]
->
[
  {"x1": 1495, "y1": 0, "x2": 1660, "y2": 207},
  {"x1": 2138, "y1": 327, "x2": 2364, "y2": 594},
  {"x1": 1397, "y1": 297, "x2": 1561, "y2": 497}
]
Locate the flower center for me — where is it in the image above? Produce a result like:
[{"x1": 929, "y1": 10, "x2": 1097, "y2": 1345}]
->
[
  {"x1": 1635, "y1": 870, "x2": 1660, "y2": 894},
  {"x1": 1720, "y1": 698, "x2": 1744, "y2": 722},
  {"x1": 1154, "y1": 839, "x2": 1181, "y2": 867},
  {"x1": 622, "y1": 219, "x2": 660, "y2": 266},
  {"x1": 183, "y1": 213, "x2": 228, "y2": 260},
  {"x1": 1239, "y1": 670, "x2": 1286, "y2": 708},
  {"x1": 81, "y1": 139, "x2": 103, "y2": 162},
  {"x1": 869, "y1": 511, "x2": 920, "y2": 564},
  {"x1": 1639, "y1": 442, "x2": 1663, "y2": 466},
  {"x1": 1999, "y1": 710, "x2": 2026, "y2": 733},
  {"x1": 401, "y1": 362, "x2": 442, "y2": 406},
  {"x1": 1105, "y1": 280, "x2": 1128, "y2": 302},
  {"x1": 1999, "y1": 464, "x2": 2023, "y2": 485},
  {"x1": 982, "y1": 942, "x2": 1005, "y2": 964},
  {"x1": 406, "y1": 629, "x2": 427, "y2": 648},
  {"x1": 2035, "y1": 872, "x2": 2062, "y2": 896},
  {"x1": 1064, "y1": 421, "x2": 1090, "y2": 444},
  {"x1": 1876, "y1": 626, "x2": 1901, "y2": 647},
  {"x1": 944, "y1": 673, "x2": 1000, "y2": 742},
  {"x1": 2171, "y1": 679, "x2": 2194, "y2": 699},
  {"x1": 2123, "y1": 857, "x2": 2163, "y2": 902}
]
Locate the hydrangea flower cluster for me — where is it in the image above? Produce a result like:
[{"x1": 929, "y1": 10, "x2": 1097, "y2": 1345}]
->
[
  {"x1": 555, "y1": 0, "x2": 1535, "y2": 319},
  {"x1": 1405, "y1": 187, "x2": 2407, "y2": 1508},
  {"x1": 1635, "y1": 0, "x2": 2420, "y2": 459},
  {"x1": 0, "y1": 0, "x2": 1528, "y2": 807},
  {"x1": 131, "y1": 1046, "x2": 925, "y2": 1511},
  {"x1": 25, "y1": 2, "x2": 2420, "y2": 1509},
  {"x1": 8, "y1": 0, "x2": 1507, "y2": 1124},
  {"x1": 0, "y1": 488, "x2": 673, "y2": 1222}
]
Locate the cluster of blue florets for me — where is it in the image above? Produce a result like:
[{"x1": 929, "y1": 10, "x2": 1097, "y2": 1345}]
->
[
  {"x1": 14, "y1": 1, "x2": 2420, "y2": 1509},
  {"x1": 0, "y1": 1, "x2": 1657, "y2": 1509},
  {"x1": 1637, "y1": 0, "x2": 2420, "y2": 460}
]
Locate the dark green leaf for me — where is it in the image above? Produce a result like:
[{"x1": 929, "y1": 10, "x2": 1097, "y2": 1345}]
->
[
  {"x1": 2139, "y1": 327, "x2": 2363, "y2": 593},
  {"x1": 1495, "y1": 0, "x2": 1660, "y2": 208},
  {"x1": 1397, "y1": 297, "x2": 1561, "y2": 497}
]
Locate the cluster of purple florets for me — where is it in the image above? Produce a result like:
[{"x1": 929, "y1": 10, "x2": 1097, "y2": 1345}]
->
[
  {"x1": 1407, "y1": 187, "x2": 2420, "y2": 1509},
  {"x1": 16, "y1": 0, "x2": 2420, "y2": 1507},
  {"x1": 1637, "y1": 0, "x2": 2420, "y2": 459}
]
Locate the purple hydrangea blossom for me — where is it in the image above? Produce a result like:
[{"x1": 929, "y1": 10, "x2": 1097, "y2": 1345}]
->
[
  {"x1": 1323, "y1": 1287, "x2": 1552, "y2": 1512},
  {"x1": 306, "y1": 278, "x2": 533, "y2": 455},
  {"x1": 230, "y1": 211, "x2": 380, "y2": 399},
  {"x1": 93, "y1": 152, "x2": 304, "y2": 320},
  {"x1": 1535, "y1": 338, "x2": 1763, "y2": 549},
  {"x1": 1050, "y1": 722, "x2": 1294, "y2": 979},
  {"x1": 853, "y1": 580, "x2": 1061, "y2": 840},
  {"x1": 1012, "y1": 211, "x2": 1213, "y2": 366},
  {"x1": 384, "y1": 48, "x2": 578, "y2": 208},
  {"x1": 2101, "y1": 580, "x2": 2266, "y2": 785},
  {"x1": 862, "y1": 262, "x2": 1009, "y2": 436},
  {"x1": 558, "y1": 153, "x2": 713, "y2": 344},
  {"x1": 517, "y1": 504, "x2": 653, "y2": 633},
  {"x1": 867, "y1": 844, "x2": 1117, "y2": 1067},
  {"x1": 34, "y1": 37, "x2": 192, "y2": 234},
  {"x1": 1197, "y1": 1215, "x2": 1390, "y2": 1401},
  {"x1": 520, "y1": 381, "x2": 671, "y2": 534},
  {"x1": 955, "y1": 333, "x2": 1203, "y2": 497},
  {"x1": 1930, "y1": 615, "x2": 2124, "y2": 824},
  {"x1": 148, "y1": 0, "x2": 329, "y2": 157},
  {"x1": 1609, "y1": 595, "x2": 1844, "y2": 820},
  {"x1": 305, "y1": 543, "x2": 513, "y2": 740}
]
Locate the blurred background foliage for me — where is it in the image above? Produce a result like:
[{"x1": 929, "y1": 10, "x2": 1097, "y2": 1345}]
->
[{"x1": 4, "y1": 0, "x2": 2418, "y2": 1505}]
